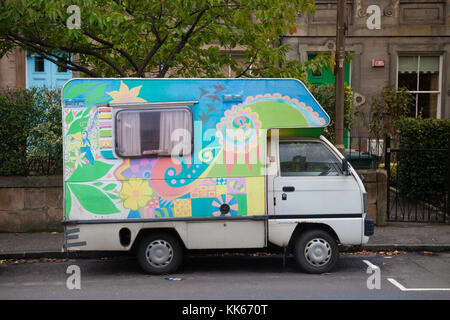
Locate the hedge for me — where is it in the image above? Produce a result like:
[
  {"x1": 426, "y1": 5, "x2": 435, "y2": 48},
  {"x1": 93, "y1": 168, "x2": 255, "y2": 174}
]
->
[
  {"x1": 0, "y1": 87, "x2": 62, "y2": 176},
  {"x1": 394, "y1": 118, "x2": 450, "y2": 208}
]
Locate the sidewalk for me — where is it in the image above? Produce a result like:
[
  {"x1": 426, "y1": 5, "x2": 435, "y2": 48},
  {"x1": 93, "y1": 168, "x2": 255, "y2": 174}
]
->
[{"x1": 0, "y1": 222, "x2": 449, "y2": 259}]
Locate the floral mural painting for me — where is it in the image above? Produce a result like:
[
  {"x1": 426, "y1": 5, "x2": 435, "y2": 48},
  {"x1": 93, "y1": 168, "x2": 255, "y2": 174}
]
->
[
  {"x1": 106, "y1": 81, "x2": 146, "y2": 104},
  {"x1": 62, "y1": 79, "x2": 330, "y2": 221},
  {"x1": 119, "y1": 178, "x2": 154, "y2": 216}
]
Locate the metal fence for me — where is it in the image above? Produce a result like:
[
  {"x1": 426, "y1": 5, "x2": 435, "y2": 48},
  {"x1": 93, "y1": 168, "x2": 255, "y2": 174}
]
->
[
  {"x1": 345, "y1": 136, "x2": 385, "y2": 170},
  {"x1": 385, "y1": 135, "x2": 449, "y2": 223}
]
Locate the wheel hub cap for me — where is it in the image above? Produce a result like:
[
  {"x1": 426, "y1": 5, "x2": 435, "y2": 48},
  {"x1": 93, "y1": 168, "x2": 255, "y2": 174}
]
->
[
  {"x1": 304, "y1": 238, "x2": 331, "y2": 266},
  {"x1": 146, "y1": 240, "x2": 173, "y2": 268}
]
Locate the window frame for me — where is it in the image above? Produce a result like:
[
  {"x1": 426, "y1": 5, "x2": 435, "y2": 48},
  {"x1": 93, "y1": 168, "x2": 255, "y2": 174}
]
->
[
  {"x1": 34, "y1": 55, "x2": 45, "y2": 73},
  {"x1": 113, "y1": 103, "x2": 195, "y2": 158},
  {"x1": 396, "y1": 54, "x2": 442, "y2": 118},
  {"x1": 277, "y1": 138, "x2": 344, "y2": 177}
]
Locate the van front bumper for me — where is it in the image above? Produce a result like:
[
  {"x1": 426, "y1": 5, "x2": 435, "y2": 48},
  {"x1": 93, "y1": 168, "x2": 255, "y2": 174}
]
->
[{"x1": 364, "y1": 216, "x2": 375, "y2": 236}]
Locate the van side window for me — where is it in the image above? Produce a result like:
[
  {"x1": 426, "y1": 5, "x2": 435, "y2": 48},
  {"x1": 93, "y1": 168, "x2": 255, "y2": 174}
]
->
[
  {"x1": 279, "y1": 141, "x2": 342, "y2": 176},
  {"x1": 115, "y1": 108, "x2": 192, "y2": 157}
]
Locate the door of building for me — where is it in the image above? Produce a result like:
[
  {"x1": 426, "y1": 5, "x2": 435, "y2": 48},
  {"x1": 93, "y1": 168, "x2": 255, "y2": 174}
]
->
[{"x1": 26, "y1": 52, "x2": 72, "y2": 88}]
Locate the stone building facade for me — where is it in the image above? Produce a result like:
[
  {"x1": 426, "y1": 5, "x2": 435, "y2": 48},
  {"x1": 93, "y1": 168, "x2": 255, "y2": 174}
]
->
[{"x1": 284, "y1": 0, "x2": 450, "y2": 134}]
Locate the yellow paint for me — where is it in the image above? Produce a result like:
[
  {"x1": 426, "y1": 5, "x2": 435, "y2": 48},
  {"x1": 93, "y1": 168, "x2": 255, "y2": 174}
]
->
[
  {"x1": 246, "y1": 177, "x2": 265, "y2": 216},
  {"x1": 216, "y1": 185, "x2": 227, "y2": 195},
  {"x1": 174, "y1": 199, "x2": 191, "y2": 217},
  {"x1": 99, "y1": 113, "x2": 111, "y2": 119}
]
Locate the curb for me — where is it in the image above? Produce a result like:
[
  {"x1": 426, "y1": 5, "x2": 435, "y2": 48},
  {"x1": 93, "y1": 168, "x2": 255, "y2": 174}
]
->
[
  {"x1": 342, "y1": 244, "x2": 450, "y2": 252},
  {"x1": 2, "y1": 244, "x2": 450, "y2": 260},
  {"x1": 0, "y1": 251, "x2": 131, "y2": 260}
]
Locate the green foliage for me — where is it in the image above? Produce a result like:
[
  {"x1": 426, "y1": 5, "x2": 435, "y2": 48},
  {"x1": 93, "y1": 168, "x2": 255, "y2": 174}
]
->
[
  {"x1": 394, "y1": 118, "x2": 450, "y2": 208},
  {"x1": 307, "y1": 83, "x2": 353, "y2": 143},
  {"x1": 0, "y1": 87, "x2": 62, "y2": 176},
  {"x1": 0, "y1": 88, "x2": 36, "y2": 175},
  {"x1": 0, "y1": 0, "x2": 316, "y2": 79},
  {"x1": 355, "y1": 86, "x2": 413, "y2": 139}
]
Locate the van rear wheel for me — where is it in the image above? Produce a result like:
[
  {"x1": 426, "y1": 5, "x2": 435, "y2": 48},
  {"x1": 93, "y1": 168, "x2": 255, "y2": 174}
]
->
[
  {"x1": 137, "y1": 232, "x2": 183, "y2": 275},
  {"x1": 293, "y1": 229, "x2": 339, "y2": 274}
]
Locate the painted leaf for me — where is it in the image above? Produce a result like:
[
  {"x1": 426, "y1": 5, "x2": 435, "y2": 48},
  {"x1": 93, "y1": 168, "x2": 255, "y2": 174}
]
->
[
  {"x1": 103, "y1": 183, "x2": 116, "y2": 191},
  {"x1": 93, "y1": 182, "x2": 103, "y2": 187},
  {"x1": 68, "y1": 161, "x2": 113, "y2": 182},
  {"x1": 65, "y1": 111, "x2": 74, "y2": 124},
  {"x1": 65, "y1": 183, "x2": 72, "y2": 220},
  {"x1": 86, "y1": 83, "x2": 107, "y2": 106},
  {"x1": 69, "y1": 183, "x2": 119, "y2": 215},
  {"x1": 66, "y1": 115, "x2": 90, "y2": 136},
  {"x1": 64, "y1": 82, "x2": 99, "y2": 99},
  {"x1": 107, "y1": 193, "x2": 120, "y2": 200}
]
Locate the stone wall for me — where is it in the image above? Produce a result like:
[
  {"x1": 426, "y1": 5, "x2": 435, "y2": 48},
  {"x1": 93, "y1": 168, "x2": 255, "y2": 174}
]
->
[
  {"x1": 0, "y1": 170, "x2": 387, "y2": 232},
  {"x1": 0, "y1": 176, "x2": 63, "y2": 232},
  {"x1": 357, "y1": 169, "x2": 387, "y2": 226}
]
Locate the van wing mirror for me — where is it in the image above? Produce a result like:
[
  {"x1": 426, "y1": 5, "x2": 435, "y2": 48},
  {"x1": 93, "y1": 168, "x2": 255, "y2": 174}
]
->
[{"x1": 342, "y1": 158, "x2": 350, "y2": 175}]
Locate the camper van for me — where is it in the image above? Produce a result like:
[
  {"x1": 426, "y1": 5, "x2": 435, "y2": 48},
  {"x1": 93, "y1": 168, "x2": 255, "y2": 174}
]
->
[{"x1": 61, "y1": 78, "x2": 373, "y2": 274}]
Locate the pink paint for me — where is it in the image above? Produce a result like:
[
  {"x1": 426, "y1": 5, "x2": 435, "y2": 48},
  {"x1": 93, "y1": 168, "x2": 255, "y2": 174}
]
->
[{"x1": 99, "y1": 121, "x2": 112, "y2": 128}]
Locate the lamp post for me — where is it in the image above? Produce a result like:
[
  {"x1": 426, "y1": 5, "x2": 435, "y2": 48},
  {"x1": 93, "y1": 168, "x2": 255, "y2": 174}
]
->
[{"x1": 335, "y1": 0, "x2": 346, "y2": 154}]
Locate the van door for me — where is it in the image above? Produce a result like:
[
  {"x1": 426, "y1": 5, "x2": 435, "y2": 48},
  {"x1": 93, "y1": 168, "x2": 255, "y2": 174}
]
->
[{"x1": 273, "y1": 140, "x2": 362, "y2": 218}]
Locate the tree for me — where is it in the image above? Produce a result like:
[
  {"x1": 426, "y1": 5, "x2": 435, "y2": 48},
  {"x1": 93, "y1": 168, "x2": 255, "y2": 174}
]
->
[
  {"x1": 0, "y1": 0, "x2": 316, "y2": 78},
  {"x1": 354, "y1": 86, "x2": 413, "y2": 140}
]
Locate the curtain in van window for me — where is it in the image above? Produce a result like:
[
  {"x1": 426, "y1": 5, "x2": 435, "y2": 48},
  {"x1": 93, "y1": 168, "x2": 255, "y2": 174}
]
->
[
  {"x1": 117, "y1": 111, "x2": 141, "y2": 156},
  {"x1": 159, "y1": 110, "x2": 192, "y2": 156}
]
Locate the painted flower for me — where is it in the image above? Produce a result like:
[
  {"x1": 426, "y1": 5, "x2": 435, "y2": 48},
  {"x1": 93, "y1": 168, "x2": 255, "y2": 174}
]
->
[
  {"x1": 212, "y1": 194, "x2": 238, "y2": 217},
  {"x1": 70, "y1": 149, "x2": 86, "y2": 168},
  {"x1": 106, "y1": 81, "x2": 147, "y2": 103},
  {"x1": 119, "y1": 178, "x2": 153, "y2": 211}
]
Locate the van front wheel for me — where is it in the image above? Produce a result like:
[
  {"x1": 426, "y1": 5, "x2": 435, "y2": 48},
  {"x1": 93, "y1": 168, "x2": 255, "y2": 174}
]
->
[
  {"x1": 137, "y1": 232, "x2": 183, "y2": 275},
  {"x1": 293, "y1": 230, "x2": 339, "y2": 274}
]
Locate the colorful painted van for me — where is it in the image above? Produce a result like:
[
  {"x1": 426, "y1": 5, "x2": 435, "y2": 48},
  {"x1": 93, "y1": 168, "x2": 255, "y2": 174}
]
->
[{"x1": 62, "y1": 78, "x2": 373, "y2": 274}]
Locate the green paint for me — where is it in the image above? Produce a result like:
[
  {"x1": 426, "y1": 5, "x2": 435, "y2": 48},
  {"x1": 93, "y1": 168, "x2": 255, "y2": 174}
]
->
[
  {"x1": 307, "y1": 54, "x2": 350, "y2": 85},
  {"x1": 64, "y1": 82, "x2": 100, "y2": 99},
  {"x1": 65, "y1": 111, "x2": 74, "y2": 124},
  {"x1": 66, "y1": 114, "x2": 90, "y2": 136},
  {"x1": 65, "y1": 183, "x2": 72, "y2": 220},
  {"x1": 103, "y1": 183, "x2": 116, "y2": 191},
  {"x1": 100, "y1": 129, "x2": 112, "y2": 137},
  {"x1": 278, "y1": 128, "x2": 323, "y2": 138},
  {"x1": 86, "y1": 83, "x2": 107, "y2": 106},
  {"x1": 67, "y1": 161, "x2": 113, "y2": 182},
  {"x1": 69, "y1": 183, "x2": 120, "y2": 214},
  {"x1": 250, "y1": 101, "x2": 308, "y2": 128},
  {"x1": 232, "y1": 193, "x2": 247, "y2": 216}
]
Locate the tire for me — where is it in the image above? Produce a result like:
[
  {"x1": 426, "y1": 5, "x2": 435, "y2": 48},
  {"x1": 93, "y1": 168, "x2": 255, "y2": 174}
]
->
[
  {"x1": 293, "y1": 229, "x2": 339, "y2": 274},
  {"x1": 137, "y1": 232, "x2": 183, "y2": 275}
]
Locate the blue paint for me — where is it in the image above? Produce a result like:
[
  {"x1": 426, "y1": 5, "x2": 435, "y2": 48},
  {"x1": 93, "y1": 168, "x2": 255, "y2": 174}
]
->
[{"x1": 26, "y1": 52, "x2": 72, "y2": 88}]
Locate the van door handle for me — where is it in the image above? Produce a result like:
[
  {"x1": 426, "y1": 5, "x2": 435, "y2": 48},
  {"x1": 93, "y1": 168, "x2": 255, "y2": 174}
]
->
[{"x1": 282, "y1": 186, "x2": 295, "y2": 192}]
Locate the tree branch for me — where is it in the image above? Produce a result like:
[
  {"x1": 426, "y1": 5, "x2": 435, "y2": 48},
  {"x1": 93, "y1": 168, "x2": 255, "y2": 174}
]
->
[{"x1": 158, "y1": 8, "x2": 209, "y2": 77}]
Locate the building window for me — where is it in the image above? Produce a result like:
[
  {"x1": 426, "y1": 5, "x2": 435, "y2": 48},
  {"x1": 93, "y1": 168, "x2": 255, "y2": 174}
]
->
[
  {"x1": 397, "y1": 55, "x2": 441, "y2": 118},
  {"x1": 115, "y1": 108, "x2": 193, "y2": 157},
  {"x1": 34, "y1": 56, "x2": 45, "y2": 72}
]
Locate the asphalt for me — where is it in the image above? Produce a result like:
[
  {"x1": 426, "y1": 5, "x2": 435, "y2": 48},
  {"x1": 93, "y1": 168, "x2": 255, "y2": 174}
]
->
[{"x1": 0, "y1": 222, "x2": 449, "y2": 259}]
